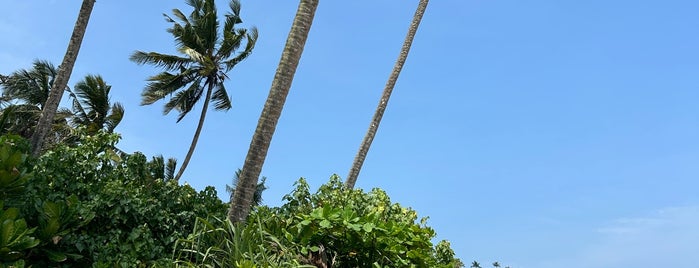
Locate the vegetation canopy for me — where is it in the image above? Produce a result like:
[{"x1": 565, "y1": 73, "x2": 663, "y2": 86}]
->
[{"x1": 0, "y1": 0, "x2": 481, "y2": 267}]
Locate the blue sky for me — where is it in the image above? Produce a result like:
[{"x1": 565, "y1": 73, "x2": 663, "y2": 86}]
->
[{"x1": 2, "y1": 0, "x2": 698, "y2": 267}]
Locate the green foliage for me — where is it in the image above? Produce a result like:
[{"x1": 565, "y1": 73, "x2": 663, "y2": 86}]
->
[
  {"x1": 0, "y1": 135, "x2": 39, "y2": 267},
  {"x1": 2, "y1": 128, "x2": 469, "y2": 267},
  {"x1": 67, "y1": 74, "x2": 125, "y2": 134},
  {"x1": 172, "y1": 216, "x2": 313, "y2": 268},
  {"x1": 226, "y1": 169, "x2": 267, "y2": 208},
  {"x1": 248, "y1": 176, "x2": 463, "y2": 268},
  {"x1": 0, "y1": 201, "x2": 40, "y2": 265},
  {"x1": 170, "y1": 176, "x2": 464, "y2": 267},
  {"x1": 0, "y1": 135, "x2": 32, "y2": 207},
  {"x1": 436, "y1": 240, "x2": 461, "y2": 266},
  {"x1": 1, "y1": 131, "x2": 226, "y2": 267},
  {"x1": 1, "y1": 60, "x2": 125, "y2": 153}
]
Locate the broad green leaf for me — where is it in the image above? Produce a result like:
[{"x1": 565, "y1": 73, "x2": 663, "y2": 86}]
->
[{"x1": 44, "y1": 248, "x2": 68, "y2": 262}]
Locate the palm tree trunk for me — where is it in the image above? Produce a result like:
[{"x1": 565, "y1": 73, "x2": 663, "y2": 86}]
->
[
  {"x1": 174, "y1": 82, "x2": 214, "y2": 182},
  {"x1": 31, "y1": 0, "x2": 96, "y2": 156},
  {"x1": 345, "y1": 0, "x2": 429, "y2": 189},
  {"x1": 228, "y1": 0, "x2": 319, "y2": 223}
]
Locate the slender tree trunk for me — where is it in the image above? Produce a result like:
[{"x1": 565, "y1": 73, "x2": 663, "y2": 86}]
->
[
  {"x1": 228, "y1": 0, "x2": 319, "y2": 223},
  {"x1": 345, "y1": 0, "x2": 429, "y2": 189},
  {"x1": 174, "y1": 82, "x2": 214, "y2": 181},
  {"x1": 31, "y1": 0, "x2": 96, "y2": 156}
]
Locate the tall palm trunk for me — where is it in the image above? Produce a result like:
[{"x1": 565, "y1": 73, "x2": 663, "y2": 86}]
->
[
  {"x1": 345, "y1": 0, "x2": 429, "y2": 189},
  {"x1": 174, "y1": 82, "x2": 214, "y2": 181},
  {"x1": 31, "y1": 0, "x2": 96, "y2": 156},
  {"x1": 228, "y1": 0, "x2": 319, "y2": 223}
]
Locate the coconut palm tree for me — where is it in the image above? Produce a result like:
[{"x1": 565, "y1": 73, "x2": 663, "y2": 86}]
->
[
  {"x1": 68, "y1": 74, "x2": 124, "y2": 134},
  {"x1": 1, "y1": 60, "x2": 56, "y2": 108},
  {"x1": 226, "y1": 169, "x2": 267, "y2": 208},
  {"x1": 131, "y1": 0, "x2": 257, "y2": 182},
  {"x1": 148, "y1": 155, "x2": 178, "y2": 181},
  {"x1": 31, "y1": 0, "x2": 96, "y2": 156},
  {"x1": 0, "y1": 60, "x2": 72, "y2": 144},
  {"x1": 345, "y1": 0, "x2": 429, "y2": 189},
  {"x1": 131, "y1": 0, "x2": 257, "y2": 180},
  {"x1": 228, "y1": 0, "x2": 319, "y2": 223}
]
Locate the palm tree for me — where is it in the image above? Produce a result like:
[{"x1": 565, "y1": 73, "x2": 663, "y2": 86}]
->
[
  {"x1": 148, "y1": 155, "x2": 178, "y2": 181},
  {"x1": 131, "y1": 0, "x2": 257, "y2": 182},
  {"x1": 68, "y1": 75, "x2": 124, "y2": 134},
  {"x1": 1, "y1": 60, "x2": 56, "y2": 109},
  {"x1": 345, "y1": 0, "x2": 429, "y2": 189},
  {"x1": 31, "y1": 0, "x2": 96, "y2": 156},
  {"x1": 226, "y1": 169, "x2": 267, "y2": 208},
  {"x1": 0, "y1": 60, "x2": 72, "y2": 143},
  {"x1": 471, "y1": 261, "x2": 482, "y2": 268},
  {"x1": 228, "y1": 0, "x2": 319, "y2": 223},
  {"x1": 492, "y1": 261, "x2": 501, "y2": 268}
]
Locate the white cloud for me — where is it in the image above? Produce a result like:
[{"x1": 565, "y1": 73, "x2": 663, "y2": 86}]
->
[{"x1": 538, "y1": 206, "x2": 699, "y2": 268}]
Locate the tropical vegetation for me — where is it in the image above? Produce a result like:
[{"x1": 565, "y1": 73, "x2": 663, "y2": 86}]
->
[{"x1": 0, "y1": 0, "x2": 498, "y2": 267}]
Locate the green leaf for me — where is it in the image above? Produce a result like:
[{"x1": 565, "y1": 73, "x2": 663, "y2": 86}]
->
[
  {"x1": 363, "y1": 222, "x2": 375, "y2": 233},
  {"x1": 44, "y1": 248, "x2": 68, "y2": 262},
  {"x1": 319, "y1": 219, "x2": 331, "y2": 229},
  {"x1": 1, "y1": 219, "x2": 15, "y2": 246}
]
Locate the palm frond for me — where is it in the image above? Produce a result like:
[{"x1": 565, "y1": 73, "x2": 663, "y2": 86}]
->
[
  {"x1": 223, "y1": 27, "x2": 257, "y2": 72},
  {"x1": 226, "y1": 169, "x2": 267, "y2": 207},
  {"x1": 0, "y1": 105, "x2": 17, "y2": 135},
  {"x1": 163, "y1": 77, "x2": 204, "y2": 122},
  {"x1": 199, "y1": 5, "x2": 219, "y2": 51},
  {"x1": 211, "y1": 82, "x2": 232, "y2": 111},
  {"x1": 171, "y1": 8, "x2": 190, "y2": 24},
  {"x1": 166, "y1": 157, "x2": 177, "y2": 181},
  {"x1": 105, "y1": 102, "x2": 124, "y2": 133},
  {"x1": 179, "y1": 47, "x2": 208, "y2": 64},
  {"x1": 217, "y1": 27, "x2": 245, "y2": 61},
  {"x1": 130, "y1": 51, "x2": 194, "y2": 72},
  {"x1": 69, "y1": 90, "x2": 89, "y2": 126},
  {"x1": 185, "y1": 0, "x2": 203, "y2": 12},
  {"x1": 2, "y1": 60, "x2": 58, "y2": 107},
  {"x1": 74, "y1": 75, "x2": 110, "y2": 120},
  {"x1": 228, "y1": 0, "x2": 242, "y2": 20},
  {"x1": 141, "y1": 70, "x2": 199, "y2": 105}
]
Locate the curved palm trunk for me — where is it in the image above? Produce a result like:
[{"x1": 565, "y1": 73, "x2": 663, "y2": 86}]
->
[
  {"x1": 228, "y1": 0, "x2": 319, "y2": 223},
  {"x1": 31, "y1": 0, "x2": 96, "y2": 156},
  {"x1": 345, "y1": 0, "x2": 429, "y2": 189},
  {"x1": 174, "y1": 82, "x2": 214, "y2": 182}
]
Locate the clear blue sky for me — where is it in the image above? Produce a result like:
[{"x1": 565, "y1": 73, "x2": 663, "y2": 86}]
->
[{"x1": 2, "y1": 1, "x2": 699, "y2": 267}]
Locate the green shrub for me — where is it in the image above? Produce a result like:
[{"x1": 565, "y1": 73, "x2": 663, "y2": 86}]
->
[
  {"x1": 251, "y1": 175, "x2": 462, "y2": 267},
  {"x1": 2, "y1": 131, "x2": 227, "y2": 267}
]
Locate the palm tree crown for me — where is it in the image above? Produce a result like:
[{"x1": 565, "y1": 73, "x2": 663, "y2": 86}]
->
[
  {"x1": 1, "y1": 60, "x2": 57, "y2": 109},
  {"x1": 68, "y1": 75, "x2": 124, "y2": 134},
  {"x1": 0, "y1": 60, "x2": 71, "y2": 141},
  {"x1": 131, "y1": 0, "x2": 257, "y2": 181}
]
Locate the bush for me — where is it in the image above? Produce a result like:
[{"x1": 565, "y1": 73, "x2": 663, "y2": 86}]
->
[
  {"x1": 2, "y1": 131, "x2": 227, "y2": 267},
  {"x1": 246, "y1": 176, "x2": 460, "y2": 267}
]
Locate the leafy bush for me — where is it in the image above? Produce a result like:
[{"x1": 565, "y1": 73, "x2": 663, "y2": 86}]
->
[
  {"x1": 2, "y1": 131, "x2": 467, "y2": 267},
  {"x1": 2, "y1": 131, "x2": 227, "y2": 267},
  {"x1": 170, "y1": 176, "x2": 463, "y2": 267},
  {"x1": 251, "y1": 176, "x2": 462, "y2": 267}
]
